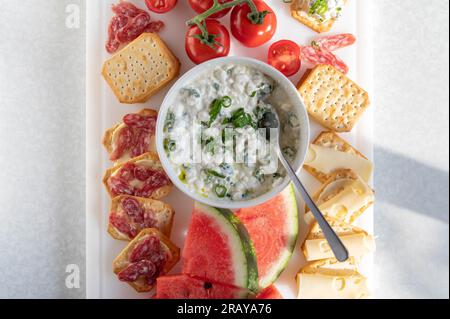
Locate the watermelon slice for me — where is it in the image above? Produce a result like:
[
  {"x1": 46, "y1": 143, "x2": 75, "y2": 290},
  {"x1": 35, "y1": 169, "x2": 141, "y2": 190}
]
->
[
  {"x1": 236, "y1": 184, "x2": 298, "y2": 289},
  {"x1": 183, "y1": 202, "x2": 259, "y2": 293},
  {"x1": 156, "y1": 275, "x2": 249, "y2": 299},
  {"x1": 256, "y1": 285, "x2": 283, "y2": 299}
]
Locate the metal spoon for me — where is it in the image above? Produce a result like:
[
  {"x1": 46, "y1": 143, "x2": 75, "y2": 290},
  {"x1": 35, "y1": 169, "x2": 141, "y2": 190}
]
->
[{"x1": 258, "y1": 111, "x2": 349, "y2": 262}]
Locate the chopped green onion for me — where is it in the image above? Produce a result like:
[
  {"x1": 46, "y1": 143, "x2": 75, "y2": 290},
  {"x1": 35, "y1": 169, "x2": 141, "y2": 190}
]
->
[
  {"x1": 254, "y1": 169, "x2": 266, "y2": 183},
  {"x1": 179, "y1": 169, "x2": 187, "y2": 183},
  {"x1": 164, "y1": 138, "x2": 176, "y2": 152},
  {"x1": 221, "y1": 96, "x2": 232, "y2": 108},
  {"x1": 205, "y1": 169, "x2": 225, "y2": 179},
  {"x1": 164, "y1": 112, "x2": 175, "y2": 131},
  {"x1": 214, "y1": 185, "x2": 227, "y2": 198},
  {"x1": 309, "y1": 0, "x2": 328, "y2": 16}
]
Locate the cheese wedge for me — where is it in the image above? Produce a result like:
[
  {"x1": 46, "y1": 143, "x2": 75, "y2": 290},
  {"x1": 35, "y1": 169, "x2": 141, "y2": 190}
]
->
[
  {"x1": 297, "y1": 271, "x2": 370, "y2": 299},
  {"x1": 307, "y1": 169, "x2": 374, "y2": 224},
  {"x1": 303, "y1": 217, "x2": 375, "y2": 261},
  {"x1": 305, "y1": 144, "x2": 373, "y2": 183}
]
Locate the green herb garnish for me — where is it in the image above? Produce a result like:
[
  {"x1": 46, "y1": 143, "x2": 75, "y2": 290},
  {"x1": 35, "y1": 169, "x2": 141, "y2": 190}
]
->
[
  {"x1": 229, "y1": 108, "x2": 256, "y2": 129},
  {"x1": 205, "y1": 96, "x2": 234, "y2": 127}
]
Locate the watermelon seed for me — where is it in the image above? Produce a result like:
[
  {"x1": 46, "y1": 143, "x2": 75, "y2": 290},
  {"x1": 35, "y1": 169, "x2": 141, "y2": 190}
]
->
[{"x1": 204, "y1": 282, "x2": 213, "y2": 290}]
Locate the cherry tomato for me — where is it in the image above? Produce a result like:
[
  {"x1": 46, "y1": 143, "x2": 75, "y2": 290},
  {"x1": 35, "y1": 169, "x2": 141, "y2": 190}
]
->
[
  {"x1": 145, "y1": 0, "x2": 177, "y2": 14},
  {"x1": 185, "y1": 20, "x2": 231, "y2": 64},
  {"x1": 188, "y1": 0, "x2": 233, "y2": 19},
  {"x1": 268, "y1": 40, "x2": 301, "y2": 77},
  {"x1": 230, "y1": 0, "x2": 277, "y2": 48}
]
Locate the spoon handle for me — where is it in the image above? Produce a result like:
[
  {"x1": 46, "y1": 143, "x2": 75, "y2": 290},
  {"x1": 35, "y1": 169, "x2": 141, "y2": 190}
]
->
[{"x1": 277, "y1": 152, "x2": 349, "y2": 262}]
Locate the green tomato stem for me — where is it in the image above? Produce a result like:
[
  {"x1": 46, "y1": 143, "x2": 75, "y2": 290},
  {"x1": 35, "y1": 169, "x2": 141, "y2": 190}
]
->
[{"x1": 186, "y1": 0, "x2": 262, "y2": 27}]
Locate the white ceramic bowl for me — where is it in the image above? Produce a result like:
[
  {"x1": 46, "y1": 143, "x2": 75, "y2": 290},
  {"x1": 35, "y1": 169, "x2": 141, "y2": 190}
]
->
[{"x1": 156, "y1": 57, "x2": 310, "y2": 209}]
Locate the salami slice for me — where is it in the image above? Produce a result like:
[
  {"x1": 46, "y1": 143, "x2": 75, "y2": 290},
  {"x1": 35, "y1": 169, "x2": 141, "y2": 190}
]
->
[
  {"x1": 106, "y1": 1, "x2": 164, "y2": 54},
  {"x1": 112, "y1": 1, "x2": 146, "y2": 18},
  {"x1": 110, "y1": 126, "x2": 133, "y2": 161},
  {"x1": 113, "y1": 229, "x2": 180, "y2": 292},
  {"x1": 116, "y1": 13, "x2": 151, "y2": 43},
  {"x1": 312, "y1": 33, "x2": 356, "y2": 52},
  {"x1": 118, "y1": 259, "x2": 162, "y2": 285},
  {"x1": 145, "y1": 21, "x2": 165, "y2": 33},
  {"x1": 301, "y1": 46, "x2": 349, "y2": 74},
  {"x1": 105, "y1": 157, "x2": 171, "y2": 200},
  {"x1": 129, "y1": 236, "x2": 163, "y2": 263},
  {"x1": 108, "y1": 111, "x2": 157, "y2": 162},
  {"x1": 123, "y1": 113, "x2": 157, "y2": 130}
]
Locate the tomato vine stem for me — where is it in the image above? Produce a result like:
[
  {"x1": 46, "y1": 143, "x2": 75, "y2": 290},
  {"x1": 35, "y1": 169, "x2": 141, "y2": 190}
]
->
[
  {"x1": 186, "y1": 0, "x2": 270, "y2": 51},
  {"x1": 187, "y1": 0, "x2": 267, "y2": 29}
]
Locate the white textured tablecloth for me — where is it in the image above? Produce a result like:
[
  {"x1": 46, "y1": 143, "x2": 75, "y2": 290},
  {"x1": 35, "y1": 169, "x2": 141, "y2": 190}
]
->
[{"x1": 0, "y1": 0, "x2": 448, "y2": 298}]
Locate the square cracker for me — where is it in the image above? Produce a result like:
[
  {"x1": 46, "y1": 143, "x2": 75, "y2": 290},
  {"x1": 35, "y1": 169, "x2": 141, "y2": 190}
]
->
[
  {"x1": 304, "y1": 131, "x2": 367, "y2": 183},
  {"x1": 102, "y1": 33, "x2": 180, "y2": 104},
  {"x1": 297, "y1": 65, "x2": 370, "y2": 132},
  {"x1": 291, "y1": 0, "x2": 348, "y2": 33}
]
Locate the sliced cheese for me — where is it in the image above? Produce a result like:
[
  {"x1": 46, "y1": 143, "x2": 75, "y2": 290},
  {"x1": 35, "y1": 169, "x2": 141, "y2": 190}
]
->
[
  {"x1": 315, "y1": 178, "x2": 355, "y2": 205},
  {"x1": 303, "y1": 257, "x2": 360, "y2": 273},
  {"x1": 297, "y1": 272, "x2": 371, "y2": 299},
  {"x1": 305, "y1": 144, "x2": 373, "y2": 183},
  {"x1": 304, "y1": 233, "x2": 375, "y2": 261},
  {"x1": 317, "y1": 178, "x2": 374, "y2": 223},
  {"x1": 308, "y1": 217, "x2": 357, "y2": 239}
]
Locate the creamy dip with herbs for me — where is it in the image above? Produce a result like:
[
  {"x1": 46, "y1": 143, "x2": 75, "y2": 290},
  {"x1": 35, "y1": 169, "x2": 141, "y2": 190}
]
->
[{"x1": 163, "y1": 64, "x2": 301, "y2": 201}]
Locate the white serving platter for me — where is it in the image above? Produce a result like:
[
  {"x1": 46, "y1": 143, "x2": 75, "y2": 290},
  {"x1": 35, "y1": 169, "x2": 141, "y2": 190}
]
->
[{"x1": 86, "y1": 0, "x2": 374, "y2": 299}]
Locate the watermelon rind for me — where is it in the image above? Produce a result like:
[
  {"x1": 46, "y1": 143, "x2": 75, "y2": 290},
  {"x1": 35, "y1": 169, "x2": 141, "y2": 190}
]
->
[
  {"x1": 194, "y1": 202, "x2": 259, "y2": 293},
  {"x1": 259, "y1": 184, "x2": 298, "y2": 288},
  {"x1": 236, "y1": 184, "x2": 298, "y2": 290},
  {"x1": 217, "y1": 208, "x2": 259, "y2": 293}
]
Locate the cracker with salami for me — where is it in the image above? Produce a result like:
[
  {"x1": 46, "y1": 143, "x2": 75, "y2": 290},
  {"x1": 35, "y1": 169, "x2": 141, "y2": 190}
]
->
[
  {"x1": 113, "y1": 228, "x2": 180, "y2": 292},
  {"x1": 108, "y1": 195, "x2": 175, "y2": 241},
  {"x1": 103, "y1": 152, "x2": 172, "y2": 199},
  {"x1": 103, "y1": 109, "x2": 158, "y2": 164}
]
